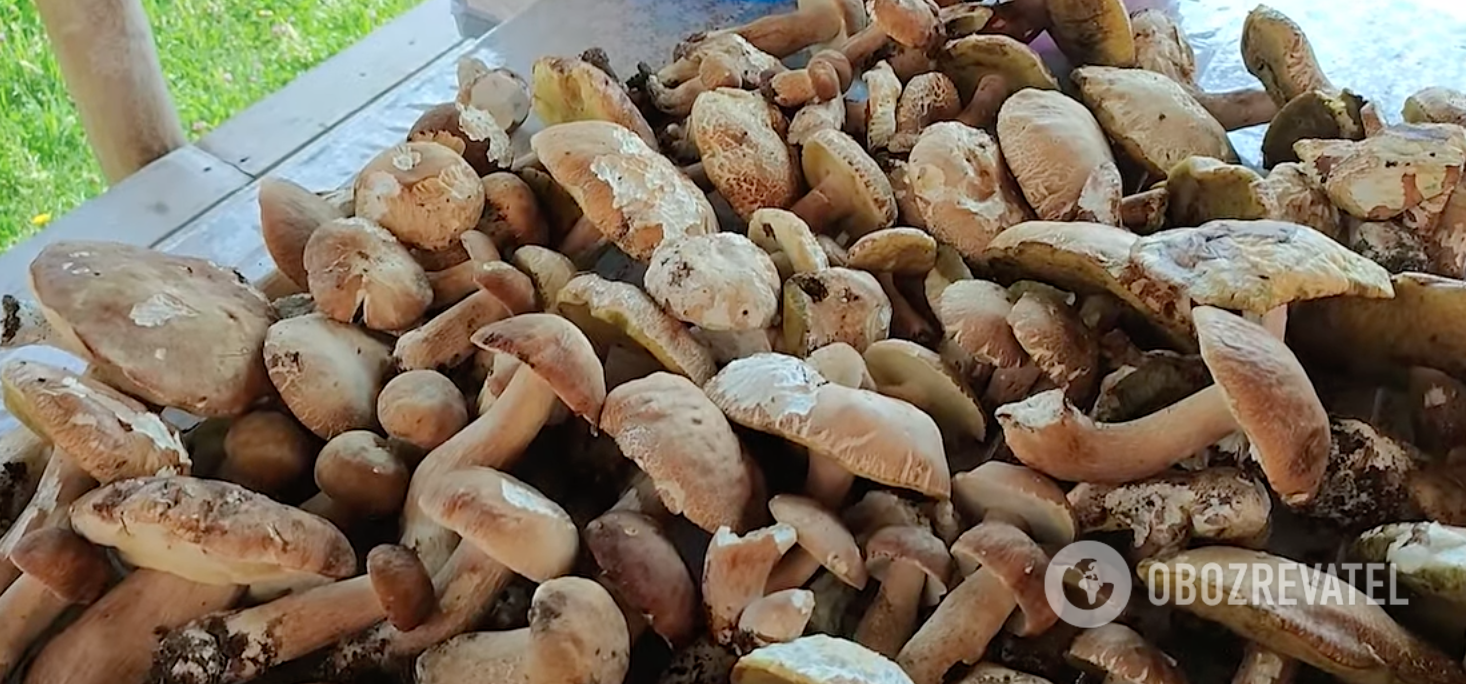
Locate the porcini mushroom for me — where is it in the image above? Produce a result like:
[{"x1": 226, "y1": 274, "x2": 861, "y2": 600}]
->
[
  {"x1": 263, "y1": 313, "x2": 393, "y2": 439},
  {"x1": 951, "y1": 461, "x2": 1076, "y2": 546},
  {"x1": 0, "y1": 448, "x2": 94, "y2": 595},
  {"x1": 477, "y1": 173, "x2": 549, "y2": 250},
  {"x1": 393, "y1": 260, "x2": 537, "y2": 371},
  {"x1": 764, "y1": 49, "x2": 852, "y2": 109},
  {"x1": 997, "y1": 89, "x2": 1120, "y2": 224},
  {"x1": 940, "y1": 35, "x2": 1059, "y2": 128},
  {"x1": 217, "y1": 410, "x2": 316, "y2": 494},
  {"x1": 585, "y1": 509, "x2": 698, "y2": 646},
  {"x1": 853, "y1": 525, "x2": 951, "y2": 658},
  {"x1": 644, "y1": 233, "x2": 782, "y2": 332},
  {"x1": 806, "y1": 341, "x2": 876, "y2": 390},
  {"x1": 259, "y1": 176, "x2": 343, "y2": 289},
  {"x1": 525, "y1": 576, "x2": 631, "y2": 684},
  {"x1": 1072, "y1": 66, "x2": 1236, "y2": 180},
  {"x1": 691, "y1": 0, "x2": 852, "y2": 59},
  {"x1": 1294, "y1": 124, "x2": 1466, "y2": 228},
  {"x1": 788, "y1": 128, "x2": 896, "y2": 236},
  {"x1": 378, "y1": 370, "x2": 469, "y2": 451},
  {"x1": 303, "y1": 217, "x2": 433, "y2": 331},
  {"x1": 456, "y1": 57, "x2": 530, "y2": 133},
  {"x1": 354, "y1": 141, "x2": 486, "y2": 251},
  {"x1": 689, "y1": 88, "x2": 800, "y2": 220},
  {"x1": 408, "y1": 102, "x2": 514, "y2": 176},
  {"x1": 1068, "y1": 467, "x2": 1272, "y2": 559},
  {"x1": 748, "y1": 208, "x2": 830, "y2": 278},
  {"x1": 0, "y1": 528, "x2": 108, "y2": 679},
  {"x1": 783, "y1": 267, "x2": 893, "y2": 356},
  {"x1": 863, "y1": 339, "x2": 987, "y2": 443},
  {"x1": 733, "y1": 634, "x2": 914, "y2": 684},
  {"x1": 557, "y1": 273, "x2": 718, "y2": 384},
  {"x1": 299, "y1": 431, "x2": 411, "y2": 528},
  {"x1": 936, "y1": 279, "x2": 1025, "y2": 369},
  {"x1": 1007, "y1": 287, "x2": 1099, "y2": 406},
  {"x1": 1066, "y1": 624, "x2": 1185, "y2": 684},
  {"x1": 1046, "y1": 0, "x2": 1133, "y2": 67},
  {"x1": 908, "y1": 122, "x2": 1031, "y2": 261},
  {"x1": 739, "y1": 589, "x2": 816, "y2": 649},
  {"x1": 650, "y1": 34, "x2": 783, "y2": 116},
  {"x1": 1241, "y1": 5, "x2": 1334, "y2": 108},
  {"x1": 1297, "y1": 418, "x2": 1419, "y2": 529},
  {"x1": 765, "y1": 494, "x2": 867, "y2": 593},
  {"x1": 1405, "y1": 87, "x2": 1466, "y2": 127},
  {"x1": 1131, "y1": 9, "x2": 1277, "y2": 131},
  {"x1": 704, "y1": 523, "x2": 798, "y2": 646},
  {"x1": 889, "y1": 72, "x2": 960, "y2": 154},
  {"x1": 532, "y1": 56, "x2": 658, "y2": 147}
]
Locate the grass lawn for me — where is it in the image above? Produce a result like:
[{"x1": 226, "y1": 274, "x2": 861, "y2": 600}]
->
[{"x1": 0, "y1": 0, "x2": 421, "y2": 251}]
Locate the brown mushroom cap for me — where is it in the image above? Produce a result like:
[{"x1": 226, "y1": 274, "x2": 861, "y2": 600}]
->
[
  {"x1": 1007, "y1": 288, "x2": 1099, "y2": 405},
  {"x1": 890, "y1": 73, "x2": 961, "y2": 155},
  {"x1": 585, "y1": 509, "x2": 698, "y2": 646},
  {"x1": 863, "y1": 339, "x2": 987, "y2": 442},
  {"x1": 531, "y1": 121, "x2": 718, "y2": 261},
  {"x1": 948, "y1": 521, "x2": 1055, "y2": 635},
  {"x1": 1072, "y1": 66, "x2": 1236, "y2": 179},
  {"x1": 469, "y1": 312, "x2": 607, "y2": 424},
  {"x1": 315, "y1": 431, "x2": 410, "y2": 518},
  {"x1": 997, "y1": 89, "x2": 1119, "y2": 222},
  {"x1": 644, "y1": 233, "x2": 782, "y2": 332},
  {"x1": 263, "y1": 313, "x2": 393, "y2": 439},
  {"x1": 1069, "y1": 467, "x2": 1271, "y2": 558},
  {"x1": 1066, "y1": 624, "x2": 1184, "y2": 684},
  {"x1": 259, "y1": 176, "x2": 344, "y2": 289},
  {"x1": 1290, "y1": 273, "x2": 1466, "y2": 379},
  {"x1": 1164, "y1": 156, "x2": 1267, "y2": 226},
  {"x1": 846, "y1": 229, "x2": 937, "y2": 275},
  {"x1": 11, "y1": 527, "x2": 109, "y2": 604},
  {"x1": 219, "y1": 410, "x2": 316, "y2": 494},
  {"x1": 417, "y1": 466, "x2": 578, "y2": 582},
  {"x1": 71, "y1": 475, "x2": 355, "y2": 588},
  {"x1": 377, "y1": 370, "x2": 468, "y2": 451},
  {"x1": 866, "y1": 525, "x2": 952, "y2": 606},
  {"x1": 354, "y1": 141, "x2": 486, "y2": 251},
  {"x1": 690, "y1": 88, "x2": 800, "y2": 220},
  {"x1": 303, "y1": 217, "x2": 433, "y2": 331},
  {"x1": 1046, "y1": 0, "x2": 1134, "y2": 67},
  {"x1": 1261, "y1": 89, "x2": 1365, "y2": 169},
  {"x1": 704, "y1": 523, "x2": 800, "y2": 645},
  {"x1": 908, "y1": 122, "x2": 1032, "y2": 261},
  {"x1": 27, "y1": 240, "x2": 276, "y2": 417},
  {"x1": 800, "y1": 128, "x2": 897, "y2": 236},
  {"x1": 477, "y1": 173, "x2": 549, "y2": 250},
  {"x1": 789, "y1": 98, "x2": 847, "y2": 147},
  {"x1": 937, "y1": 279, "x2": 1025, "y2": 368},
  {"x1": 959, "y1": 664, "x2": 1055, "y2": 684},
  {"x1": 770, "y1": 494, "x2": 867, "y2": 589},
  {"x1": 783, "y1": 268, "x2": 893, "y2": 356},
  {"x1": 732, "y1": 634, "x2": 913, "y2": 684},
  {"x1": 705, "y1": 353, "x2": 950, "y2": 499},
  {"x1": 525, "y1": 576, "x2": 631, "y2": 684},
  {"x1": 2, "y1": 360, "x2": 189, "y2": 482},
  {"x1": 600, "y1": 372, "x2": 753, "y2": 533},
  {"x1": 531, "y1": 56, "x2": 658, "y2": 147},
  {"x1": 556, "y1": 273, "x2": 717, "y2": 385},
  {"x1": 416, "y1": 630, "x2": 528, "y2": 684},
  {"x1": 408, "y1": 102, "x2": 513, "y2": 176},
  {"x1": 951, "y1": 462, "x2": 1075, "y2": 545},
  {"x1": 941, "y1": 34, "x2": 1059, "y2": 101}
]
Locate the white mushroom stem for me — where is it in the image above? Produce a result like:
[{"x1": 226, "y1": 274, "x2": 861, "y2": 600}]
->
[
  {"x1": 1, "y1": 296, "x2": 65, "y2": 351},
  {"x1": 765, "y1": 547, "x2": 825, "y2": 592},
  {"x1": 1259, "y1": 305, "x2": 1289, "y2": 340},
  {"x1": 854, "y1": 559, "x2": 927, "y2": 658},
  {"x1": 427, "y1": 261, "x2": 484, "y2": 309},
  {"x1": 1191, "y1": 88, "x2": 1279, "y2": 131},
  {"x1": 400, "y1": 366, "x2": 560, "y2": 573},
  {"x1": 897, "y1": 567, "x2": 1017, "y2": 684},
  {"x1": 805, "y1": 453, "x2": 855, "y2": 509},
  {"x1": 0, "y1": 575, "x2": 69, "y2": 679},
  {"x1": 0, "y1": 453, "x2": 94, "y2": 594}
]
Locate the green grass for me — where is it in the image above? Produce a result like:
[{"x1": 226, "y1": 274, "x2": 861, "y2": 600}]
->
[{"x1": 0, "y1": 0, "x2": 420, "y2": 250}]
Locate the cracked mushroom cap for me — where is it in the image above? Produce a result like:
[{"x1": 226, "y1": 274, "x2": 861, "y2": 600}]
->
[
  {"x1": 846, "y1": 229, "x2": 937, "y2": 276},
  {"x1": 1295, "y1": 123, "x2": 1466, "y2": 222},
  {"x1": 865, "y1": 62, "x2": 903, "y2": 153},
  {"x1": 303, "y1": 217, "x2": 433, "y2": 331},
  {"x1": 1072, "y1": 66, "x2": 1235, "y2": 179},
  {"x1": 555, "y1": 273, "x2": 717, "y2": 385},
  {"x1": 531, "y1": 56, "x2": 657, "y2": 147},
  {"x1": 951, "y1": 462, "x2": 1075, "y2": 545},
  {"x1": 783, "y1": 268, "x2": 892, "y2": 356},
  {"x1": 532, "y1": 121, "x2": 717, "y2": 261},
  {"x1": 936, "y1": 279, "x2": 1025, "y2": 368},
  {"x1": 863, "y1": 339, "x2": 987, "y2": 442},
  {"x1": 71, "y1": 476, "x2": 355, "y2": 589},
  {"x1": 705, "y1": 353, "x2": 949, "y2": 498},
  {"x1": 940, "y1": 35, "x2": 1059, "y2": 103},
  {"x1": 645, "y1": 233, "x2": 782, "y2": 332},
  {"x1": 601, "y1": 372, "x2": 753, "y2": 533},
  {"x1": 526, "y1": 577, "x2": 631, "y2": 684},
  {"x1": 770, "y1": 494, "x2": 867, "y2": 589},
  {"x1": 1066, "y1": 624, "x2": 1184, "y2": 684},
  {"x1": 408, "y1": 102, "x2": 513, "y2": 176},
  {"x1": 948, "y1": 521, "x2": 1055, "y2": 635},
  {"x1": 263, "y1": 313, "x2": 393, "y2": 439},
  {"x1": 802, "y1": 128, "x2": 897, "y2": 236},
  {"x1": 1405, "y1": 87, "x2": 1466, "y2": 127},
  {"x1": 732, "y1": 634, "x2": 915, "y2": 684},
  {"x1": 867, "y1": 525, "x2": 951, "y2": 606},
  {"x1": 418, "y1": 466, "x2": 578, "y2": 582},
  {"x1": 1045, "y1": 0, "x2": 1134, "y2": 67},
  {"x1": 2, "y1": 361, "x2": 189, "y2": 482},
  {"x1": 690, "y1": 88, "x2": 800, "y2": 221},
  {"x1": 469, "y1": 312, "x2": 607, "y2": 425},
  {"x1": 1068, "y1": 467, "x2": 1271, "y2": 559},
  {"x1": 1007, "y1": 287, "x2": 1099, "y2": 405},
  {"x1": 909, "y1": 122, "x2": 1032, "y2": 261},
  {"x1": 997, "y1": 89, "x2": 1120, "y2": 223},
  {"x1": 586, "y1": 509, "x2": 698, "y2": 646},
  {"x1": 27, "y1": 240, "x2": 276, "y2": 417},
  {"x1": 354, "y1": 141, "x2": 486, "y2": 251},
  {"x1": 1140, "y1": 546, "x2": 1466, "y2": 684}
]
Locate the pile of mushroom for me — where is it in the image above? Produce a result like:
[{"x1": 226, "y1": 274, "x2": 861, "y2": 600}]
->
[{"x1": 9, "y1": 2, "x2": 1466, "y2": 684}]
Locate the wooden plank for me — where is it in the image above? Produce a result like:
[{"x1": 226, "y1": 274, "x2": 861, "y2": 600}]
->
[{"x1": 197, "y1": 0, "x2": 467, "y2": 178}]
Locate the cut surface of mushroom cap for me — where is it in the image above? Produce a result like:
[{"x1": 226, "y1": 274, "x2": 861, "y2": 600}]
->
[
  {"x1": 2, "y1": 361, "x2": 189, "y2": 482},
  {"x1": 794, "y1": 128, "x2": 897, "y2": 236},
  {"x1": 863, "y1": 339, "x2": 987, "y2": 443},
  {"x1": 689, "y1": 88, "x2": 800, "y2": 220},
  {"x1": 27, "y1": 240, "x2": 276, "y2": 417},
  {"x1": 644, "y1": 233, "x2": 782, "y2": 332},
  {"x1": 704, "y1": 523, "x2": 799, "y2": 646},
  {"x1": 1072, "y1": 66, "x2": 1236, "y2": 179},
  {"x1": 783, "y1": 267, "x2": 892, "y2": 356},
  {"x1": 263, "y1": 313, "x2": 393, "y2": 439},
  {"x1": 531, "y1": 56, "x2": 657, "y2": 147},
  {"x1": 525, "y1": 576, "x2": 631, "y2": 684},
  {"x1": 303, "y1": 217, "x2": 433, "y2": 331},
  {"x1": 1007, "y1": 288, "x2": 1099, "y2": 406},
  {"x1": 732, "y1": 634, "x2": 915, "y2": 684},
  {"x1": 1241, "y1": 5, "x2": 1333, "y2": 107},
  {"x1": 768, "y1": 494, "x2": 867, "y2": 589},
  {"x1": 1068, "y1": 467, "x2": 1271, "y2": 559},
  {"x1": 557, "y1": 273, "x2": 718, "y2": 384},
  {"x1": 937, "y1": 279, "x2": 1024, "y2": 368},
  {"x1": 585, "y1": 509, "x2": 697, "y2": 646},
  {"x1": 354, "y1": 141, "x2": 486, "y2": 251},
  {"x1": 601, "y1": 372, "x2": 753, "y2": 533},
  {"x1": 705, "y1": 353, "x2": 950, "y2": 499},
  {"x1": 997, "y1": 88, "x2": 1120, "y2": 223},
  {"x1": 1046, "y1": 0, "x2": 1134, "y2": 67},
  {"x1": 908, "y1": 121, "x2": 1032, "y2": 261},
  {"x1": 418, "y1": 466, "x2": 578, "y2": 583},
  {"x1": 1140, "y1": 546, "x2": 1466, "y2": 684},
  {"x1": 1295, "y1": 124, "x2": 1466, "y2": 222},
  {"x1": 259, "y1": 176, "x2": 344, "y2": 289},
  {"x1": 1066, "y1": 624, "x2": 1185, "y2": 684},
  {"x1": 71, "y1": 476, "x2": 355, "y2": 589},
  {"x1": 951, "y1": 461, "x2": 1076, "y2": 545},
  {"x1": 846, "y1": 229, "x2": 938, "y2": 276}
]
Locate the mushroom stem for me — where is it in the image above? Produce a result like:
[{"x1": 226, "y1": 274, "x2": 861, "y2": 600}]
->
[
  {"x1": 765, "y1": 547, "x2": 825, "y2": 593},
  {"x1": 879, "y1": 274, "x2": 938, "y2": 347},
  {"x1": 400, "y1": 366, "x2": 560, "y2": 573},
  {"x1": 805, "y1": 452, "x2": 855, "y2": 509},
  {"x1": 854, "y1": 560, "x2": 926, "y2": 658},
  {"x1": 838, "y1": 24, "x2": 891, "y2": 71},
  {"x1": 1259, "y1": 305, "x2": 1288, "y2": 340},
  {"x1": 896, "y1": 567, "x2": 1016, "y2": 684},
  {"x1": 718, "y1": 3, "x2": 846, "y2": 58},
  {"x1": 789, "y1": 179, "x2": 845, "y2": 233},
  {"x1": 1191, "y1": 87, "x2": 1278, "y2": 131},
  {"x1": 559, "y1": 217, "x2": 610, "y2": 268},
  {"x1": 682, "y1": 161, "x2": 711, "y2": 190},
  {"x1": 1, "y1": 296, "x2": 70, "y2": 353},
  {"x1": 955, "y1": 74, "x2": 1007, "y2": 129},
  {"x1": 427, "y1": 261, "x2": 483, "y2": 309},
  {"x1": 0, "y1": 575, "x2": 69, "y2": 678},
  {"x1": 0, "y1": 454, "x2": 95, "y2": 594}
]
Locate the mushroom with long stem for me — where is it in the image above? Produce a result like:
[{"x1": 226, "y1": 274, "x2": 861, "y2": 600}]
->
[
  {"x1": 688, "y1": 0, "x2": 854, "y2": 59},
  {"x1": 765, "y1": 494, "x2": 867, "y2": 593},
  {"x1": 853, "y1": 525, "x2": 951, "y2": 658},
  {"x1": 585, "y1": 509, "x2": 699, "y2": 647},
  {"x1": 787, "y1": 129, "x2": 897, "y2": 237},
  {"x1": 0, "y1": 528, "x2": 109, "y2": 679}
]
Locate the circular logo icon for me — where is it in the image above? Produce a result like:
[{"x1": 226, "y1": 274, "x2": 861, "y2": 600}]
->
[{"x1": 1045, "y1": 540, "x2": 1132, "y2": 628}]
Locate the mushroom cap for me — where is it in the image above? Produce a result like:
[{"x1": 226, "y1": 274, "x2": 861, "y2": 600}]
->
[
  {"x1": 1140, "y1": 546, "x2": 1466, "y2": 684},
  {"x1": 801, "y1": 128, "x2": 897, "y2": 236},
  {"x1": 937, "y1": 279, "x2": 1025, "y2": 368},
  {"x1": 354, "y1": 142, "x2": 486, "y2": 251},
  {"x1": 1194, "y1": 306, "x2": 1330, "y2": 505},
  {"x1": 908, "y1": 122, "x2": 1032, "y2": 260},
  {"x1": 959, "y1": 664, "x2": 1056, "y2": 684},
  {"x1": 416, "y1": 629, "x2": 529, "y2": 684},
  {"x1": 601, "y1": 372, "x2": 753, "y2": 533},
  {"x1": 1353, "y1": 522, "x2": 1466, "y2": 602},
  {"x1": 531, "y1": 56, "x2": 658, "y2": 148},
  {"x1": 1261, "y1": 90, "x2": 1365, "y2": 169},
  {"x1": 862, "y1": 339, "x2": 987, "y2": 442},
  {"x1": 843, "y1": 491, "x2": 931, "y2": 545},
  {"x1": 865, "y1": 61, "x2": 903, "y2": 153},
  {"x1": 806, "y1": 342, "x2": 876, "y2": 390},
  {"x1": 940, "y1": 34, "x2": 1059, "y2": 99},
  {"x1": 456, "y1": 58, "x2": 531, "y2": 132},
  {"x1": 690, "y1": 88, "x2": 800, "y2": 220},
  {"x1": 1069, "y1": 467, "x2": 1272, "y2": 558},
  {"x1": 951, "y1": 462, "x2": 1075, "y2": 545},
  {"x1": 645, "y1": 233, "x2": 782, "y2": 332},
  {"x1": 259, "y1": 176, "x2": 343, "y2": 289},
  {"x1": 1, "y1": 361, "x2": 190, "y2": 483},
  {"x1": 512, "y1": 245, "x2": 577, "y2": 313},
  {"x1": 1008, "y1": 288, "x2": 1099, "y2": 405},
  {"x1": 748, "y1": 208, "x2": 829, "y2": 276},
  {"x1": 470, "y1": 312, "x2": 607, "y2": 425},
  {"x1": 554, "y1": 273, "x2": 717, "y2": 385},
  {"x1": 377, "y1": 369, "x2": 469, "y2": 451},
  {"x1": 366, "y1": 544, "x2": 435, "y2": 631},
  {"x1": 478, "y1": 172, "x2": 549, "y2": 250},
  {"x1": 1066, "y1": 624, "x2": 1184, "y2": 684},
  {"x1": 770, "y1": 494, "x2": 867, "y2": 589},
  {"x1": 1292, "y1": 273, "x2": 1466, "y2": 379},
  {"x1": 263, "y1": 313, "x2": 393, "y2": 439},
  {"x1": 531, "y1": 120, "x2": 716, "y2": 261},
  {"x1": 740, "y1": 589, "x2": 816, "y2": 648},
  {"x1": 1130, "y1": 9, "x2": 1196, "y2": 84},
  {"x1": 1072, "y1": 66, "x2": 1235, "y2": 179},
  {"x1": 408, "y1": 103, "x2": 513, "y2": 176},
  {"x1": 891, "y1": 73, "x2": 961, "y2": 154},
  {"x1": 1240, "y1": 5, "x2": 1333, "y2": 107},
  {"x1": 70, "y1": 476, "x2": 355, "y2": 587},
  {"x1": 315, "y1": 431, "x2": 409, "y2": 517},
  {"x1": 219, "y1": 410, "x2": 316, "y2": 494},
  {"x1": 732, "y1": 634, "x2": 915, "y2": 684},
  {"x1": 1164, "y1": 156, "x2": 1267, "y2": 226},
  {"x1": 28, "y1": 240, "x2": 276, "y2": 417},
  {"x1": 526, "y1": 576, "x2": 631, "y2": 684},
  {"x1": 705, "y1": 353, "x2": 950, "y2": 498},
  {"x1": 303, "y1": 217, "x2": 433, "y2": 331},
  {"x1": 789, "y1": 97, "x2": 847, "y2": 147},
  {"x1": 585, "y1": 510, "x2": 698, "y2": 646},
  {"x1": 704, "y1": 523, "x2": 800, "y2": 644},
  {"x1": 1296, "y1": 123, "x2": 1466, "y2": 222},
  {"x1": 865, "y1": 525, "x2": 951, "y2": 605},
  {"x1": 869, "y1": 0, "x2": 941, "y2": 49},
  {"x1": 846, "y1": 229, "x2": 937, "y2": 275},
  {"x1": 1045, "y1": 0, "x2": 1135, "y2": 67},
  {"x1": 10, "y1": 527, "x2": 109, "y2": 604},
  {"x1": 997, "y1": 89, "x2": 1119, "y2": 222},
  {"x1": 949, "y1": 521, "x2": 1056, "y2": 635},
  {"x1": 1404, "y1": 87, "x2": 1466, "y2": 127},
  {"x1": 783, "y1": 268, "x2": 893, "y2": 356},
  {"x1": 417, "y1": 466, "x2": 578, "y2": 582}
]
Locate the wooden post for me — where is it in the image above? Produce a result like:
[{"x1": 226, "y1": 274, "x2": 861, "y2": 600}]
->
[{"x1": 34, "y1": 0, "x2": 187, "y2": 184}]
